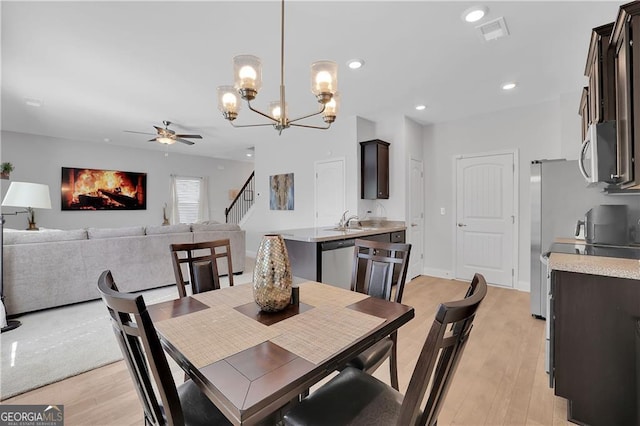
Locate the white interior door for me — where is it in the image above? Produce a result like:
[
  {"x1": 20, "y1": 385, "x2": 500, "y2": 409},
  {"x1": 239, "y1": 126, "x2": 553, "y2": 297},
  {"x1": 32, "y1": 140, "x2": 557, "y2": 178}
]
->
[
  {"x1": 409, "y1": 158, "x2": 424, "y2": 280},
  {"x1": 455, "y1": 153, "x2": 515, "y2": 287},
  {"x1": 315, "y1": 159, "x2": 345, "y2": 227}
]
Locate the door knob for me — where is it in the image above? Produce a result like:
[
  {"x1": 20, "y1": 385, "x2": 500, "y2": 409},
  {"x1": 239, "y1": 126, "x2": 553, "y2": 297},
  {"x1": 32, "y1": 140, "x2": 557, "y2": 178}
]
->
[
  {"x1": 411, "y1": 223, "x2": 418, "y2": 227},
  {"x1": 457, "y1": 223, "x2": 467, "y2": 227}
]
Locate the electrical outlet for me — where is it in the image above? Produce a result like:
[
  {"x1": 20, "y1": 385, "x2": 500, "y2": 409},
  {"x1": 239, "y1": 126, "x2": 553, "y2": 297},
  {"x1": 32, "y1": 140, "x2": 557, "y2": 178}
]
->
[{"x1": 440, "y1": 207, "x2": 446, "y2": 215}]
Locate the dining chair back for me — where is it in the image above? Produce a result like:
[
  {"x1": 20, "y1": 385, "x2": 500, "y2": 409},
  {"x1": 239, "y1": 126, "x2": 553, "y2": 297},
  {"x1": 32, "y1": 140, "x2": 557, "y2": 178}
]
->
[
  {"x1": 350, "y1": 238, "x2": 411, "y2": 302},
  {"x1": 400, "y1": 272, "x2": 487, "y2": 425},
  {"x1": 97, "y1": 270, "x2": 230, "y2": 426},
  {"x1": 346, "y1": 238, "x2": 411, "y2": 389},
  {"x1": 283, "y1": 273, "x2": 488, "y2": 426},
  {"x1": 170, "y1": 239, "x2": 234, "y2": 298}
]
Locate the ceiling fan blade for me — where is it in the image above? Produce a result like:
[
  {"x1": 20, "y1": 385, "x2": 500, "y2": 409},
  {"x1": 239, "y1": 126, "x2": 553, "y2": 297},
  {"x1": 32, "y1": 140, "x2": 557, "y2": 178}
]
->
[
  {"x1": 148, "y1": 138, "x2": 158, "y2": 142},
  {"x1": 124, "y1": 130, "x2": 156, "y2": 135},
  {"x1": 175, "y1": 138, "x2": 195, "y2": 145},
  {"x1": 175, "y1": 134, "x2": 203, "y2": 139}
]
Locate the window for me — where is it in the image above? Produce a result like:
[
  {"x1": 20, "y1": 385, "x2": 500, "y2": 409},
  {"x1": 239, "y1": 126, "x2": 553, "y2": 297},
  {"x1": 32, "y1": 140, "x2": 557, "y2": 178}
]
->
[{"x1": 175, "y1": 177, "x2": 201, "y2": 224}]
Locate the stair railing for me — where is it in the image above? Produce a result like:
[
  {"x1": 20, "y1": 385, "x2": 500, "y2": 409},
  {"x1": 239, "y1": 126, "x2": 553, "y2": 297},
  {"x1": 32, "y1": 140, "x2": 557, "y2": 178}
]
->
[{"x1": 225, "y1": 171, "x2": 255, "y2": 224}]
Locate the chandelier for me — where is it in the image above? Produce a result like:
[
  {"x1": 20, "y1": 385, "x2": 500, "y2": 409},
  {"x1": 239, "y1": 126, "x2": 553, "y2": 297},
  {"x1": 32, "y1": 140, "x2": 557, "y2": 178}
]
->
[{"x1": 216, "y1": 0, "x2": 339, "y2": 134}]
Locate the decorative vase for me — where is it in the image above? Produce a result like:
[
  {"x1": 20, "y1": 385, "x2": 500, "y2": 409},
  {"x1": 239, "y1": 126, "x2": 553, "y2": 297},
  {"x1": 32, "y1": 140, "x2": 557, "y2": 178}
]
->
[{"x1": 253, "y1": 234, "x2": 292, "y2": 312}]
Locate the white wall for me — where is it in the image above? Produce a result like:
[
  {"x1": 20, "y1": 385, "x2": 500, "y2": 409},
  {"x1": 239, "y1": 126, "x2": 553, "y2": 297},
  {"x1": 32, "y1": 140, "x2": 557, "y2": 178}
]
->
[
  {"x1": 242, "y1": 117, "x2": 358, "y2": 253},
  {"x1": 423, "y1": 97, "x2": 569, "y2": 291},
  {"x1": 1, "y1": 131, "x2": 254, "y2": 230}
]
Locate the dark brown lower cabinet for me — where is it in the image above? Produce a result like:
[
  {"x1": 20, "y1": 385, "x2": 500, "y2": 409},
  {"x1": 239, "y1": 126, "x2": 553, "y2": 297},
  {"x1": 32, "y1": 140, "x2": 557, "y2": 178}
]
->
[{"x1": 552, "y1": 270, "x2": 640, "y2": 426}]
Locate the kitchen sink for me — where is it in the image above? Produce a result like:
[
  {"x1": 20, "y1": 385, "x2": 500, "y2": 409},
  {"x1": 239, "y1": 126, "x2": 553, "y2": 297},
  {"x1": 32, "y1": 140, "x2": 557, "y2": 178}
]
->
[{"x1": 327, "y1": 226, "x2": 376, "y2": 232}]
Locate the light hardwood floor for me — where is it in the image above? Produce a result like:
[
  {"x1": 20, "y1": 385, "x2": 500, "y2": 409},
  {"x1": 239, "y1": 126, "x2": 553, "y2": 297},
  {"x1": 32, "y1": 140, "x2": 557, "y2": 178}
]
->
[{"x1": 4, "y1": 275, "x2": 571, "y2": 425}]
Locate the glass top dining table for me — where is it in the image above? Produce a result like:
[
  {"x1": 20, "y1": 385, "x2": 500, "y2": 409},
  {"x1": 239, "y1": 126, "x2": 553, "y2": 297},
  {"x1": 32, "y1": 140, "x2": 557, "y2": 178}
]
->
[{"x1": 147, "y1": 280, "x2": 415, "y2": 425}]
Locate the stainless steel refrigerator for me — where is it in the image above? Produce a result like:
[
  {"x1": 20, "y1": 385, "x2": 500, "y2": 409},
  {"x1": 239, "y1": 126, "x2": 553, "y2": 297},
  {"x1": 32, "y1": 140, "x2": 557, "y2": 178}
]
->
[{"x1": 529, "y1": 159, "x2": 629, "y2": 318}]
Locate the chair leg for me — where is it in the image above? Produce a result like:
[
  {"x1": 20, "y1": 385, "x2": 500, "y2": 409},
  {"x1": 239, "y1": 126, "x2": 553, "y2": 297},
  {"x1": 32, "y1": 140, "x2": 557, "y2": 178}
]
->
[{"x1": 390, "y1": 332, "x2": 399, "y2": 391}]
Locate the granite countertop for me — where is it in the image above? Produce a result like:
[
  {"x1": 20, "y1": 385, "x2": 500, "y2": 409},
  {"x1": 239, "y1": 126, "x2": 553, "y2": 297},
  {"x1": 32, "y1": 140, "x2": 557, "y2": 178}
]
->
[
  {"x1": 549, "y1": 252, "x2": 640, "y2": 280},
  {"x1": 278, "y1": 221, "x2": 406, "y2": 243},
  {"x1": 548, "y1": 236, "x2": 640, "y2": 279}
]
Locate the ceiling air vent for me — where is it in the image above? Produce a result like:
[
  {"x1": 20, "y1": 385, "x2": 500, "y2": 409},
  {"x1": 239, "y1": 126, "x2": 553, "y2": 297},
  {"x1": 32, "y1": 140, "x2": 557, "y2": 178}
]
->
[{"x1": 476, "y1": 17, "x2": 510, "y2": 41}]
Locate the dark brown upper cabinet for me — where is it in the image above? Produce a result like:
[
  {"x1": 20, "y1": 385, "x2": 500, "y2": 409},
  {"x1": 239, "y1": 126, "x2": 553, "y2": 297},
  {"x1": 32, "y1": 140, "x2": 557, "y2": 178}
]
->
[
  {"x1": 360, "y1": 139, "x2": 390, "y2": 199},
  {"x1": 584, "y1": 22, "x2": 616, "y2": 127},
  {"x1": 611, "y1": 2, "x2": 640, "y2": 187}
]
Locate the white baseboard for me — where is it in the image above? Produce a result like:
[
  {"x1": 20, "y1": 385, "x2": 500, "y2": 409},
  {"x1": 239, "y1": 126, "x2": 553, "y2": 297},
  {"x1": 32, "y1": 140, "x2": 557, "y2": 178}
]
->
[
  {"x1": 246, "y1": 250, "x2": 257, "y2": 259},
  {"x1": 423, "y1": 267, "x2": 453, "y2": 279},
  {"x1": 516, "y1": 280, "x2": 530, "y2": 293}
]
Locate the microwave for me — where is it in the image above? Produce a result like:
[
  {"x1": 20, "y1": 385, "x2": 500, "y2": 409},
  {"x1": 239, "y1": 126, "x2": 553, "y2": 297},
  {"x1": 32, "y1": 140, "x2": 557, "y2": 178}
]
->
[{"x1": 578, "y1": 121, "x2": 617, "y2": 185}]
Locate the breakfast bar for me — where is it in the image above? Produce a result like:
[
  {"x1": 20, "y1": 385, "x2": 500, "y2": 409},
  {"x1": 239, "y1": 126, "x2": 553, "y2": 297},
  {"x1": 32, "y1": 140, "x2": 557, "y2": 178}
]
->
[{"x1": 279, "y1": 221, "x2": 406, "y2": 288}]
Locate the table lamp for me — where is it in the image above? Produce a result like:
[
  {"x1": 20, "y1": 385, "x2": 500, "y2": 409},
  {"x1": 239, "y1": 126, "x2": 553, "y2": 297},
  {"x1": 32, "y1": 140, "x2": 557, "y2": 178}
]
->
[{"x1": 1, "y1": 181, "x2": 52, "y2": 332}]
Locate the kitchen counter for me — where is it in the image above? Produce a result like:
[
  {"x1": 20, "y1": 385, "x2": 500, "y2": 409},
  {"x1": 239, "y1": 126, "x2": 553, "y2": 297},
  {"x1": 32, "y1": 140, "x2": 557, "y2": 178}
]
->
[
  {"x1": 549, "y1": 252, "x2": 640, "y2": 280},
  {"x1": 279, "y1": 221, "x2": 406, "y2": 287},
  {"x1": 278, "y1": 221, "x2": 406, "y2": 243},
  {"x1": 548, "y1": 238, "x2": 640, "y2": 280}
]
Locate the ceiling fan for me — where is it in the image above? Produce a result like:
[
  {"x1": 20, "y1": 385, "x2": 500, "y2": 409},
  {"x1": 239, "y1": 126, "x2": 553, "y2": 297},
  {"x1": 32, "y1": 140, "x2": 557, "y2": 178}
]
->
[{"x1": 124, "y1": 120, "x2": 202, "y2": 145}]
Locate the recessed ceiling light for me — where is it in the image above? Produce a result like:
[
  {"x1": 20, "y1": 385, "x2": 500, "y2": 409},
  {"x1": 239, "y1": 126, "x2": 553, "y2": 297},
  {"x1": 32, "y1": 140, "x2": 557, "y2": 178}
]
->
[
  {"x1": 462, "y1": 6, "x2": 488, "y2": 23},
  {"x1": 246, "y1": 153, "x2": 253, "y2": 157},
  {"x1": 415, "y1": 104, "x2": 426, "y2": 111},
  {"x1": 347, "y1": 59, "x2": 364, "y2": 69},
  {"x1": 24, "y1": 98, "x2": 43, "y2": 107},
  {"x1": 502, "y1": 82, "x2": 517, "y2": 90}
]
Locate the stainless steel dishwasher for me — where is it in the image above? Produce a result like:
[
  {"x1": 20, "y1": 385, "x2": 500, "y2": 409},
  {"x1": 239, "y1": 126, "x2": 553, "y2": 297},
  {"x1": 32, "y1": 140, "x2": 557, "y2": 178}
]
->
[{"x1": 320, "y1": 238, "x2": 355, "y2": 290}]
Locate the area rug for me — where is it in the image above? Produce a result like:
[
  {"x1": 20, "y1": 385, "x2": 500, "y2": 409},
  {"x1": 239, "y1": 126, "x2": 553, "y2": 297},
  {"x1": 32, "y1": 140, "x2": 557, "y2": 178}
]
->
[{"x1": 0, "y1": 274, "x2": 252, "y2": 400}]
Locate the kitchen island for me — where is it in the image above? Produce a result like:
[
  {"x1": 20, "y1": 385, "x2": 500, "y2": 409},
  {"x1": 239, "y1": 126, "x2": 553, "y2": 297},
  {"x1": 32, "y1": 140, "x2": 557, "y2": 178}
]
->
[
  {"x1": 548, "y1": 247, "x2": 640, "y2": 426},
  {"x1": 279, "y1": 221, "x2": 406, "y2": 289}
]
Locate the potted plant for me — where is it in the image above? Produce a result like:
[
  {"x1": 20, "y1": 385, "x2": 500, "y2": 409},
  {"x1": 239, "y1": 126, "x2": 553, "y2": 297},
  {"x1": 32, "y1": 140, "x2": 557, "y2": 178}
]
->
[{"x1": 0, "y1": 162, "x2": 14, "y2": 180}]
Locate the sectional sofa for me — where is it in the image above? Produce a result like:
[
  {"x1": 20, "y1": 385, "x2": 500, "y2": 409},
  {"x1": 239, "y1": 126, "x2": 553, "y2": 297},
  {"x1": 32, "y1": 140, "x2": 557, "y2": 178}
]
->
[{"x1": 3, "y1": 222, "x2": 245, "y2": 316}]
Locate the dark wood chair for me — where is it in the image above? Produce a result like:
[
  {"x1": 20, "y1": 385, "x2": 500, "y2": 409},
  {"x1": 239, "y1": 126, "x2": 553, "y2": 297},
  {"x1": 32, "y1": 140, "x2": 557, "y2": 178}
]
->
[
  {"x1": 170, "y1": 239, "x2": 234, "y2": 298},
  {"x1": 346, "y1": 238, "x2": 411, "y2": 390},
  {"x1": 284, "y1": 273, "x2": 488, "y2": 426},
  {"x1": 97, "y1": 270, "x2": 231, "y2": 426}
]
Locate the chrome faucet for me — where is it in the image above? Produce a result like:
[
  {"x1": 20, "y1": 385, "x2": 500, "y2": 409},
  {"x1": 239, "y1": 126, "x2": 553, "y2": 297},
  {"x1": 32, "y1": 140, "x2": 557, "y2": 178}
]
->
[{"x1": 337, "y1": 210, "x2": 359, "y2": 229}]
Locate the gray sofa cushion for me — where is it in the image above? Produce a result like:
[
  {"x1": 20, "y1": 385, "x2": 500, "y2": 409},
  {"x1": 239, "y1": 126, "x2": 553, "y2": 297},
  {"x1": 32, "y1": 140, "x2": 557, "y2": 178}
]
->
[
  {"x1": 87, "y1": 226, "x2": 145, "y2": 239},
  {"x1": 191, "y1": 222, "x2": 240, "y2": 232},
  {"x1": 146, "y1": 224, "x2": 191, "y2": 235},
  {"x1": 4, "y1": 229, "x2": 88, "y2": 245}
]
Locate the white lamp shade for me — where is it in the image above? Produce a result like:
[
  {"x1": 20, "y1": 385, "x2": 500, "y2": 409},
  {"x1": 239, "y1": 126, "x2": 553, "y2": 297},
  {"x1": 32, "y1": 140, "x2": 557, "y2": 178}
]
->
[{"x1": 2, "y1": 182, "x2": 52, "y2": 209}]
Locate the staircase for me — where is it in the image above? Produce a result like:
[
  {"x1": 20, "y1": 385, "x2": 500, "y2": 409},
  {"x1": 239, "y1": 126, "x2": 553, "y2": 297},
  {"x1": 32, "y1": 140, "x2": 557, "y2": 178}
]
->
[{"x1": 226, "y1": 171, "x2": 255, "y2": 224}]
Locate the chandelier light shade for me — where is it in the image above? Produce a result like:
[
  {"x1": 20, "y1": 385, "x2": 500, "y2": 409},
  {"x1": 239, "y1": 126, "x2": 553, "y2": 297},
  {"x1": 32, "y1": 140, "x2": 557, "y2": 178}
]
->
[
  {"x1": 217, "y1": 0, "x2": 339, "y2": 134},
  {"x1": 310, "y1": 61, "x2": 338, "y2": 102},
  {"x1": 269, "y1": 101, "x2": 288, "y2": 120},
  {"x1": 217, "y1": 86, "x2": 241, "y2": 121},
  {"x1": 233, "y1": 55, "x2": 263, "y2": 100},
  {"x1": 323, "y1": 92, "x2": 340, "y2": 123}
]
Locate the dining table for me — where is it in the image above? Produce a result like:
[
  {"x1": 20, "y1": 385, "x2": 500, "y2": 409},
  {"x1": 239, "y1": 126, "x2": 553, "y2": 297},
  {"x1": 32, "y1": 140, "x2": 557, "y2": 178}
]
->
[{"x1": 147, "y1": 280, "x2": 415, "y2": 426}]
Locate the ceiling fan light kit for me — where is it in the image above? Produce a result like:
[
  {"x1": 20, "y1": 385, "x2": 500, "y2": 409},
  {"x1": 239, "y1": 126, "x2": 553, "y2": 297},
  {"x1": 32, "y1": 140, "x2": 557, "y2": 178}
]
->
[
  {"x1": 217, "y1": 0, "x2": 339, "y2": 134},
  {"x1": 125, "y1": 120, "x2": 202, "y2": 146}
]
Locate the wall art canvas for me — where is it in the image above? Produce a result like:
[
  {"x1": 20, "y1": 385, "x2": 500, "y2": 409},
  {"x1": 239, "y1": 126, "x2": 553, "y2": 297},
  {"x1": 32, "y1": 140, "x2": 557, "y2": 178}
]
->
[
  {"x1": 61, "y1": 167, "x2": 147, "y2": 210},
  {"x1": 269, "y1": 173, "x2": 294, "y2": 210}
]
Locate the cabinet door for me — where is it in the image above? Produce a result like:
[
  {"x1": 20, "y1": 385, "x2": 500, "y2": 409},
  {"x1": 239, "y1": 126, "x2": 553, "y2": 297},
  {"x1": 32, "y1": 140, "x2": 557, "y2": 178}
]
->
[
  {"x1": 377, "y1": 143, "x2": 389, "y2": 199},
  {"x1": 615, "y1": 24, "x2": 632, "y2": 184},
  {"x1": 553, "y1": 270, "x2": 639, "y2": 425},
  {"x1": 579, "y1": 87, "x2": 589, "y2": 142},
  {"x1": 589, "y1": 51, "x2": 600, "y2": 123},
  {"x1": 360, "y1": 140, "x2": 390, "y2": 199}
]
